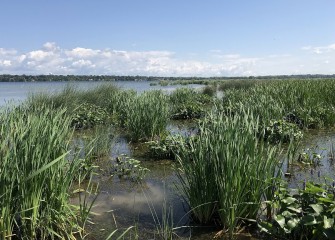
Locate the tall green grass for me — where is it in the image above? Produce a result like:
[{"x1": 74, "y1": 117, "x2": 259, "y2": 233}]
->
[
  {"x1": 125, "y1": 91, "x2": 169, "y2": 141},
  {"x1": 0, "y1": 106, "x2": 86, "y2": 239},
  {"x1": 175, "y1": 109, "x2": 282, "y2": 238},
  {"x1": 221, "y1": 79, "x2": 335, "y2": 129}
]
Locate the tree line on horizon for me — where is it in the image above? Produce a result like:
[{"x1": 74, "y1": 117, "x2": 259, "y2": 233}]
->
[{"x1": 0, "y1": 74, "x2": 334, "y2": 82}]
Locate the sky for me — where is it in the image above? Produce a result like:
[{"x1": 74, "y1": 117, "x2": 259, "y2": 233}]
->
[{"x1": 0, "y1": 0, "x2": 334, "y2": 77}]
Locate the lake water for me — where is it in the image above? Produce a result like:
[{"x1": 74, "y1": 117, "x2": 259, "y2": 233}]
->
[{"x1": 0, "y1": 81, "x2": 203, "y2": 106}]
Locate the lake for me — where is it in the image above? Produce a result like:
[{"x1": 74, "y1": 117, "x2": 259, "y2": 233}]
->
[{"x1": 0, "y1": 81, "x2": 203, "y2": 106}]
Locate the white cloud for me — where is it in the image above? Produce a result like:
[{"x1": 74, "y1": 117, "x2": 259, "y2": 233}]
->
[
  {"x1": 0, "y1": 42, "x2": 335, "y2": 76},
  {"x1": 0, "y1": 60, "x2": 11, "y2": 67},
  {"x1": 72, "y1": 59, "x2": 95, "y2": 68},
  {"x1": 43, "y1": 42, "x2": 59, "y2": 52},
  {"x1": 66, "y1": 47, "x2": 100, "y2": 58},
  {"x1": 28, "y1": 50, "x2": 54, "y2": 61}
]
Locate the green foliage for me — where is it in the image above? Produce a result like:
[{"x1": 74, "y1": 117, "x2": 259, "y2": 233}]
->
[
  {"x1": 111, "y1": 155, "x2": 149, "y2": 181},
  {"x1": 169, "y1": 88, "x2": 211, "y2": 120},
  {"x1": 218, "y1": 79, "x2": 260, "y2": 91},
  {"x1": 159, "y1": 80, "x2": 169, "y2": 86},
  {"x1": 202, "y1": 85, "x2": 217, "y2": 97},
  {"x1": 145, "y1": 134, "x2": 190, "y2": 160},
  {"x1": 125, "y1": 91, "x2": 169, "y2": 141},
  {"x1": 259, "y1": 181, "x2": 335, "y2": 240},
  {"x1": 264, "y1": 119, "x2": 303, "y2": 143},
  {"x1": 221, "y1": 79, "x2": 335, "y2": 130},
  {"x1": 0, "y1": 106, "x2": 89, "y2": 239},
  {"x1": 175, "y1": 109, "x2": 281, "y2": 238},
  {"x1": 171, "y1": 103, "x2": 204, "y2": 120},
  {"x1": 71, "y1": 103, "x2": 109, "y2": 129},
  {"x1": 297, "y1": 147, "x2": 322, "y2": 166}
]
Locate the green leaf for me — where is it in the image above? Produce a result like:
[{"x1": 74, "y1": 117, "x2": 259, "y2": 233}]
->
[
  {"x1": 258, "y1": 221, "x2": 273, "y2": 233},
  {"x1": 274, "y1": 215, "x2": 286, "y2": 229},
  {"x1": 282, "y1": 197, "x2": 296, "y2": 204},
  {"x1": 26, "y1": 152, "x2": 68, "y2": 181},
  {"x1": 287, "y1": 206, "x2": 302, "y2": 213},
  {"x1": 324, "y1": 216, "x2": 334, "y2": 229},
  {"x1": 305, "y1": 184, "x2": 325, "y2": 194},
  {"x1": 318, "y1": 197, "x2": 334, "y2": 203},
  {"x1": 302, "y1": 215, "x2": 317, "y2": 225},
  {"x1": 310, "y1": 204, "x2": 323, "y2": 215},
  {"x1": 287, "y1": 218, "x2": 299, "y2": 229},
  {"x1": 282, "y1": 210, "x2": 293, "y2": 217}
]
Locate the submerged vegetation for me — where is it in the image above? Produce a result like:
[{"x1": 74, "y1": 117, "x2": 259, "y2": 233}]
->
[{"x1": 2, "y1": 77, "x2": 335, "y2": 239}]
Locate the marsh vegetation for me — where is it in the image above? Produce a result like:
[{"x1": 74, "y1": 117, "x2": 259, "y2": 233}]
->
[{"x1": 1, "y1": 78, "x2": 335, "y2": 239}]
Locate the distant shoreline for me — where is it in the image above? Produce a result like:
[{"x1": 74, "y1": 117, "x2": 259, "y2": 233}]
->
[{"x1": 0, "y1": 74, "x2": 335, "y2": 82}]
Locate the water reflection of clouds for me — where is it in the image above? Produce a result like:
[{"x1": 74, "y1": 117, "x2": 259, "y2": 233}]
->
[{"x1": 93, "y1": 182, "x2": 165, "y2": 216}]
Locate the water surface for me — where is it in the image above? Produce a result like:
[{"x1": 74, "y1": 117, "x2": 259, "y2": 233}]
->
[{"x1": 0, "y1": 81, "x2": 203, "y2": 106}]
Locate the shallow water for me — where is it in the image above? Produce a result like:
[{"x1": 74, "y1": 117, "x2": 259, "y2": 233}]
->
[
  {"x1": 284, "y1": 129, "x2": 335, "y2": 188},
  {"x1": 76, "y1": 126, "x2": 335, "y2": 239}
]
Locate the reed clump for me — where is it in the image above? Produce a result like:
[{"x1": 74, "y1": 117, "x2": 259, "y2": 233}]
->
[
  {"x1": 221, "y1": 79, "x2": 335, "y2": 130},
  {"x1": 175, "y1": 109, "x2": 282, "y2": 238},
  {"x1": 0, "y1": 106, "x2": 87, "y2": 239},
  {"x1": 125, "y1": 90, "x2": 169, "y2": 142}
]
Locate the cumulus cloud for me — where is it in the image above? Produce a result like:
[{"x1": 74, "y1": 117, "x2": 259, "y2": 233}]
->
[{"x1": 0, "y1": 42, "x2": 334, "y2": 76}]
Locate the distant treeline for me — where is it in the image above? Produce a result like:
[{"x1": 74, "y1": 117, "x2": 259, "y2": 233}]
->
[{"x1": 0, "y1": 74, "x2": 335, "y2": 82}]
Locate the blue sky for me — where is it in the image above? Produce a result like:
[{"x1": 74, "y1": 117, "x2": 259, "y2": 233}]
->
[{"x1": 0, "y1": 0, "x2": 334, "y2": 76}]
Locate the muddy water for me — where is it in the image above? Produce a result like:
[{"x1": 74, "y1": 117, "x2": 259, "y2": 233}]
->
[{"x1": 76, "y1": 125, "x2": 335, "y2": 239}]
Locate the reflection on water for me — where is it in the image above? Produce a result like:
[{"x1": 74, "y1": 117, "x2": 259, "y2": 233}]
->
[
  {"x1": 284, "y1": 129, "x2": 335, "y2": 188},
  {"x1": 88, "y1": 167, "x2": 191, "y2": 239},
  {"x1": 110, "y1": 136, "x2": 132, "y2": 158}
]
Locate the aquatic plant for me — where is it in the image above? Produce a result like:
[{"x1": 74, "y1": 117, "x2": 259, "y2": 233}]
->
[
  {"x1": 169, "y1": 88, "x2": 211, "y2": 120},
  {"x1": 111, "y1": 155, "x2": 149, "y2": 181},
  {"x1": 0, "y1": 105, "x2": 90, "y2": 239},
  {"x1": 145, "y1": 134, "x2": 190, "y2": 160},
  {"x1": 201, "y1": 85, "x2": 217, "y2": 97},
  {"x1": 259, "y1": 180, "x2": 335, "y2": 239},
  {"x1": 264, "y1": 119, "x2": 303, "y2": 144},
  {"x1": 125, "y1": 90, "x2": 169, "y2": 141},
  {"x1": 297, "y1": 147, "x2": 323, "y2": 166},
  {"x1": 221, "y1": 79, "x2": 335, "y2": 130},
  {"x1": 71, "y1": 103, "x2": 109, "y2": 129},
  {"x1": 175, "y1": 109, "x2": 282, "y2": 238}
]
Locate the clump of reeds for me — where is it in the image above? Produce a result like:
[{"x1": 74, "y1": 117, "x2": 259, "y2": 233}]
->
[
  {"x1": 0, "y1": 105, "x2": 87, "y2": 239},
  {"x1": 175, "y1": 108, "x2": 282, "y2": 238},
  {"x1": 221, "y1": 79, "x2": 335, "y2": 130},
  {"x1": 125, "y1": 90, "x2": 169, "y2": 141}
]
